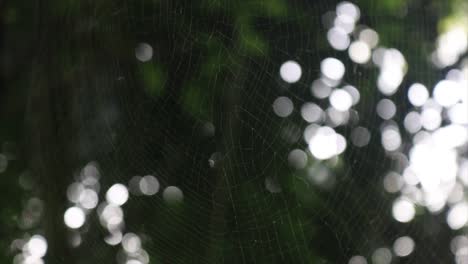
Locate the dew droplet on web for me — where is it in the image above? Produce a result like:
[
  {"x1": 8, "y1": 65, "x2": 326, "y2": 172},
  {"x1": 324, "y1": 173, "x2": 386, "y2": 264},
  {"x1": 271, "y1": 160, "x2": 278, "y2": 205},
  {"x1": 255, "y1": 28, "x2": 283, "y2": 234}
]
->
[
  {"x1": 122, "y1": 233, "x2": 141, "y2": 253},
  {"x1": 342, "y1": 85, "x2": 360, "y2": 105},
  {"x1": 300, "y1": 103, "x2": 324, "y2": 123},
  {"x1": 393, "y1": 236, "x2": 415, "y2": 257},
  {"x1": 451, "y1": 236, "x2": 468, "y2": 256},
  {"x1": 26, "y1": 235, "x2": 48, "y2": 258},
  {"x1": 348, "y1": 255, "x2": 367, "y2": 264},
  {"x1": 279, "y1": 60, "x2": 302, "y2": 83},
  {"x1": 359, "y1": 28, "x2": 379, "y2": 48},
  {"x1": 403, "y1": 112, "x2": 422, "y2": 134},
  {"x1": 447, "y1": 202, "x2": 468, "y2": 230},
  {"x1": 376, "y1": 99, "x2": 396, "y2": 120},
  {"x1": 327, "y1": 26, "x2": 350, "y2": 51},
  {"x1": 104, "y1": 230, "x2": 122, "y2": 246},
  {"x1": 381, "y1": 124, "x2": 401, "y2": 151},
  {"x1": 163, "y1": 186, "x2": 183, "y2": 204},
  {"x1": 272, "y1": 96, "x2": 293, "y2": 118},
  {"x1": 139, "y1": 175, "x2": 160, "y2": 196},
  {"x1": 287, "y1": 149, "x2": 307, "y2": 169},
  {"x1": 99, "y1": 203, "x2": 124, "y2": 231},
  {"x1": 106, "y1": 183, "x2": 129, "y2": 206},
  {"x1": 64, "y1": 206, "x2": 86, "y2": 229},
  {"x1": 135, "y1": 43, "x2": 153, "y2": 62},
  {"x1": 308, "y1": 126, "x2": 346, "y2": 160},
  {"x1": 67, "y1": 182, "x2": 85, "y2": 203},
  {"x1": 79, "y1": 188, "x2": 99, "y2": 209},
  {"x1": 311, "y1": 79, "x2": 332, "y2": 99},
  {"x1": 326, "y1": 107, "x2": 350, "y2": 127},
  {"x1": 407, "y1": 83, "x2": 428, "y2": 107},
  {"x1": 330, "y1": 89, "x2": 353, "y2": 111},
  {"x1": 433, "y1": 79, "x2": 462, "y2": 108},
  {"x1": 336, "y1": 1, "x2": 360, "y2": 24},
  {"x1": 383, "y1": 171, "x2": 403, "y2": 193},
  {"x1": 320, "y1": 58, "x2": 345, "y2": 86},
  {"x1": 392, "y1": 198, "x2": 415, "y2": 223},
  {"x1": 371, "y1": 247, "x2": 392, "y2": 264},
  {"x1": 348, "y1": 41, "x2": 371, "y2": 64}
]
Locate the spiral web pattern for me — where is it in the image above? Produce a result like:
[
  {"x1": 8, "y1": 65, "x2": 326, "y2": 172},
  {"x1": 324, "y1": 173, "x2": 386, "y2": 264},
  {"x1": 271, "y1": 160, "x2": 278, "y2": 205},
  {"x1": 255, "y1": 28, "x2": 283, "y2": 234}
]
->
[{"x1": 3, "y1": 0, "x2": 468, "y2": 263}]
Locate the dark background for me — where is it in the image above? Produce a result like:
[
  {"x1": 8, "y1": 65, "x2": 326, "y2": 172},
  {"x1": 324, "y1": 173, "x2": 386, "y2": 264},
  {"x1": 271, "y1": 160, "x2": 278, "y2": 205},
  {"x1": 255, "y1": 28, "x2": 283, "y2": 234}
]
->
[{"x1": 0, "y1": 0, "x2": 466, "y2": 263}]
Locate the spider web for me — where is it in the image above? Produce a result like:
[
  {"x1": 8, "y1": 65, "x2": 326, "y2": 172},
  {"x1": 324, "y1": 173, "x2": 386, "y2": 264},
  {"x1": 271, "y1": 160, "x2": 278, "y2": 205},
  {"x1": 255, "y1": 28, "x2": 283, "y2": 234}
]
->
[{"x1": 4, "y1": 0, "x2": 468, "y2": 264}]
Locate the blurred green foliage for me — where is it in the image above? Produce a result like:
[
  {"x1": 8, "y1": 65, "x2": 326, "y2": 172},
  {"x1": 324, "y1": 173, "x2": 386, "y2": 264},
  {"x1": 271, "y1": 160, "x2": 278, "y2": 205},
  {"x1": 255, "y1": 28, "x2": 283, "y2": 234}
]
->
[{"x1": 0, "y1": 0, "x2": 464, "y2": 263}]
